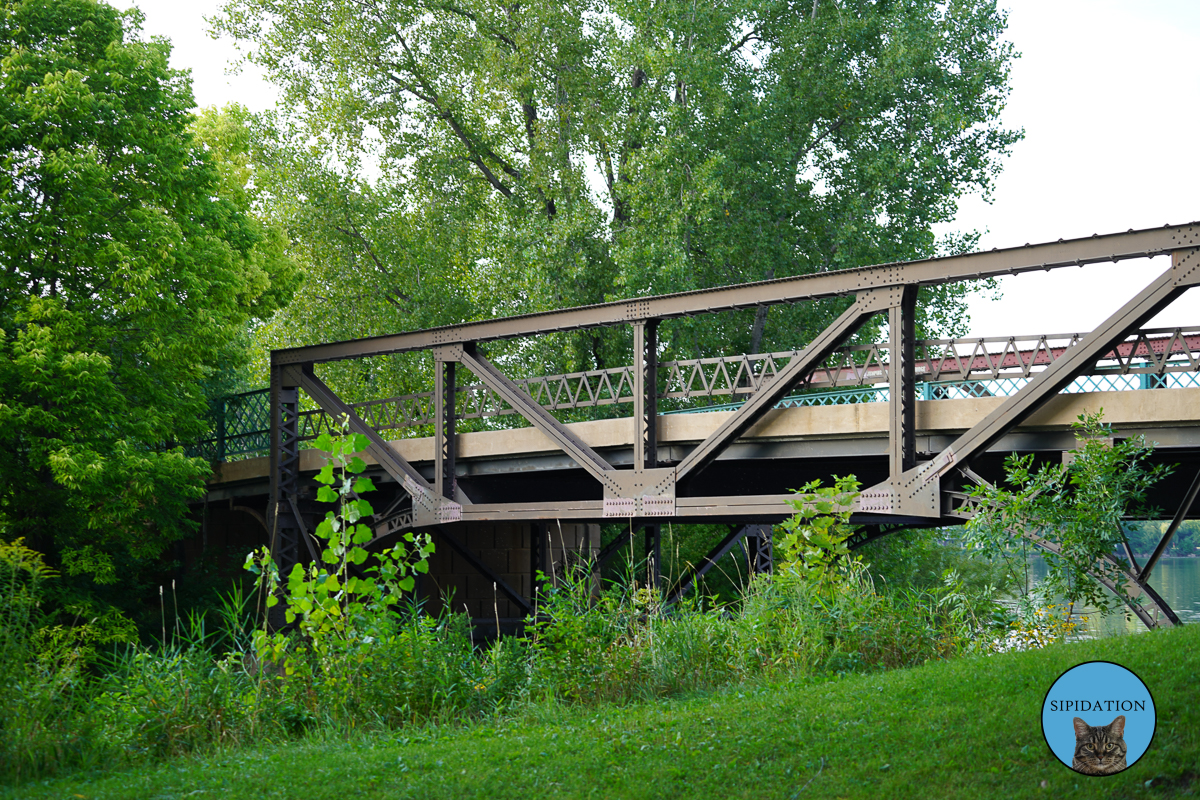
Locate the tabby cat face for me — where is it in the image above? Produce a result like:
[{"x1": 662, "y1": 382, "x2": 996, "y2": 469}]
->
[{"x1": 1071, "y1": 715, "x2": 1128, "y2": 775}]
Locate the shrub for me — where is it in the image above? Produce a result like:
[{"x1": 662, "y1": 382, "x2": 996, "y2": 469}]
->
[
  {"x1": 967, "y1": 411, "x2": 1171, "y2": 613},
  {"x1": 0, "y1": 539, "x2": 132, "y2": 781}
]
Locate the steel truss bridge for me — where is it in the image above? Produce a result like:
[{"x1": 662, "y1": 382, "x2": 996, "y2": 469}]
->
[{"x1": 202, "y1": 224, "x2": 1200, "y2": 631}]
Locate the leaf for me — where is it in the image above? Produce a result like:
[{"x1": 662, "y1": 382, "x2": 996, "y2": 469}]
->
[
  {"x1": 314, "y1": 433, "x2": 335, "y2": 452},
  {"x1": 315, "y1": 464, "x2": 335, "y2": 485},
  {"x1": 316, "y1": 486, "x2": 339, "y2": 503},
  {"x1": 347, "y1": 456, "x2": 368, "y2": 474},
  {"x1": 353, "y1": 477, "x2": 376, "y2": 494}
]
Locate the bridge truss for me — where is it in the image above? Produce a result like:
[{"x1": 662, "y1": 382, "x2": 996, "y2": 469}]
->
[{"x1": 264, "y1": 223, "x2": 1200, "y2": 629}]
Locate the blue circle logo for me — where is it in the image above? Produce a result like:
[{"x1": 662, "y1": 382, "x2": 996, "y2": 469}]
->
[{"x1": 1041, "y1": 661, "x2": 1156, "y2": 776}]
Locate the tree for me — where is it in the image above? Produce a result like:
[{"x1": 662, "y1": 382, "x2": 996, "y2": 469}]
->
[
  {"x1": 216, "y1": 0, "x2": 1019, "y2": 401},
  {"x1": 0, "y1": 0, "x2": 297, "y2": 620}
]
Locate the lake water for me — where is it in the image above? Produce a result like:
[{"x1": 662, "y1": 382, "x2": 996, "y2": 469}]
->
[{"x1": 1026, "y1": 556, "x2": 1200, "y2": 637}]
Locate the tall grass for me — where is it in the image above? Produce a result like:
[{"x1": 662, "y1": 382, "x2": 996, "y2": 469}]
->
[
  {"x1": 2, "y1": 536, "x2": 1026, "y2": 785},
  {"x1": 522, "y1": 555, "x2": 1003, "y2": 705},
  {"x1": 1, "y1": 540, "x2": 111, "y2": 780}
]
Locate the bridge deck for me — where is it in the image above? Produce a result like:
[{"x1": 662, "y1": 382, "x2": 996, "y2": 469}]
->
[{"x1": 207, "y1": 387, "x2": 1200, "y2": 519}]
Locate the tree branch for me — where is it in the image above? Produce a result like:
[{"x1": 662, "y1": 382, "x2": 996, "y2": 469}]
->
[
  {"x1": 722, "y1": 28, "x2": 760, "y2": 58},
  {"x1": 613, "y1": 67, "x2": 646, "y2": 227},
  {"x1": 416, "y1": 0, "x2": 519, "y2": 51},
  {"x1": 521, "y1": 99, "x2": 556, "y2": 218},
  {"x1": 792, "y1": 116, "x2": 846, "y2": 175},
  {"x1": 382, "y1": 35, "x2": 523, "y2": 197},
  {"x1": 332, "y1": 223, "x2": 413, "y2": 303}
]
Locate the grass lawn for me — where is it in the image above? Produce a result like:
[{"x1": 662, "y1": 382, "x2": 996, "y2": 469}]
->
[{"x1": 9, "y1": 623, "x2": 1199, "y2": 799}]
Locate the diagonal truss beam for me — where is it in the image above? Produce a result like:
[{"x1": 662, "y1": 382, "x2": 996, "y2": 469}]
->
[
  {"x1": 666, "y1": 524, "x2": 766, "y2": 603},
  {"x1": 1141, "y1": 462, "x2": 1200, "y2": 582},
  {"x1": 676, "y1": 287, "x2": 901, "y2": 482},
  {"x1": 895, "y1": 250, "x2": 1200, "y2": 499},
  {"x1": 287, "y1": 494, "x2": 321, "y2": 563},
  {"x1": 431, "y1": 526, "x2": 532, "y2": 617},
  {"x1": 1023, "y1": 531, "x2": 1179, "y2": 629},
  {"x1": 275, "y1": 224, "x2": 1200, "y2": 365},
  {"x1": 593, "y1": 526, "x2": 637, "y2": 572},
  {"x1": 456, "y1": 344, "x2": 624, "y2": 496},
  {"x1": 293, "y1": 365, "x2": 461, "y2": 524}
]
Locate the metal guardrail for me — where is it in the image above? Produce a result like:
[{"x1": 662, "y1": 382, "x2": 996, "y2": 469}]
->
[
  {"x1": 188, "y1": 389, "x2": 271, "y2": 462},
  {"x1": 190, "y1": 326, "x2": 1200, "y2": 462},
  {"x1": 664, "y1": 370, "x2": 1200, "y2": 414}
]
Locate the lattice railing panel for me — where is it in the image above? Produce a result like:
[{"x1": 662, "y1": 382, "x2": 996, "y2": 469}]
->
[{"x1": 194, "y1": 327, "x2": 1200, "y2": 459}]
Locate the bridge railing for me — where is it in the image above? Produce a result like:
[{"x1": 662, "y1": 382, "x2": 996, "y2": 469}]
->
[
  {"x1": 667, "y1": 369, "x2": 1200, "y2": 415},
  {"x1": 188, "y1": 389, "x2": 272, "y2": 462},
  {"x1": 190, "y1": 325, "x2": 1200, "y2": 462}
]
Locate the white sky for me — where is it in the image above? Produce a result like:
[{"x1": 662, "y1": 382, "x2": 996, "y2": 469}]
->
[{"x1": 115, "y1": 0, "x2": 1200, "y2": 339}]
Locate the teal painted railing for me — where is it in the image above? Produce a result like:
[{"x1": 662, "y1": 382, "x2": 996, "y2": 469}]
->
[{"x1": 190, "y1": 371, "x2": 1200, "y2": 462}]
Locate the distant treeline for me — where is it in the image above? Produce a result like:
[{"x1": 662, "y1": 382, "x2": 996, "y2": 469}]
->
[{"x1": 1126, "y1": 521, "x2": 1200, "y2": 557}]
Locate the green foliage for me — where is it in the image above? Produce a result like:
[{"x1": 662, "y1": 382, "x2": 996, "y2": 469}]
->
[
  {"x1": 1, "y1": 526, "x2": 1024, "y2": 784},
  {"x1": 856, "y1": 529, "x2": 1092, "y2": 652},
  {"x1": 215, "y1": 0, "x2": 1020, "y2": 402},
  {"x1": 245, "y1": 418, "x2": 435, "y2": 691},
  {"x1": 1125, "y1": 519, "x2": 1200, "y2": 558},
  {"x1": 597, "y1": 522, "x2": 750, "y2": 606},
  {"x1": 52, "y1": 514, "x2": 1011, "y2": 775},
  {"x1": 17, "y1": 622, "x2": 1200, "y2": 800},
  {"x1": 775, "y1": 475, "x2": 861, "y2": 590},
  {"x1": 0, "y1": 0, "x2": 297, "y2": 624},
  {"x1": 859, "y1": 528, "x2": 1013, "y2": 597},
  {"x1": 0, "y1": 538, "x2": 135, "y2": 780},
  {"x1": 966, "y1": 411, "x2": 1172, "y2": 613},
  {"x1": 521, "y1": 526, "x2": 1010, "y2": 705}
]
